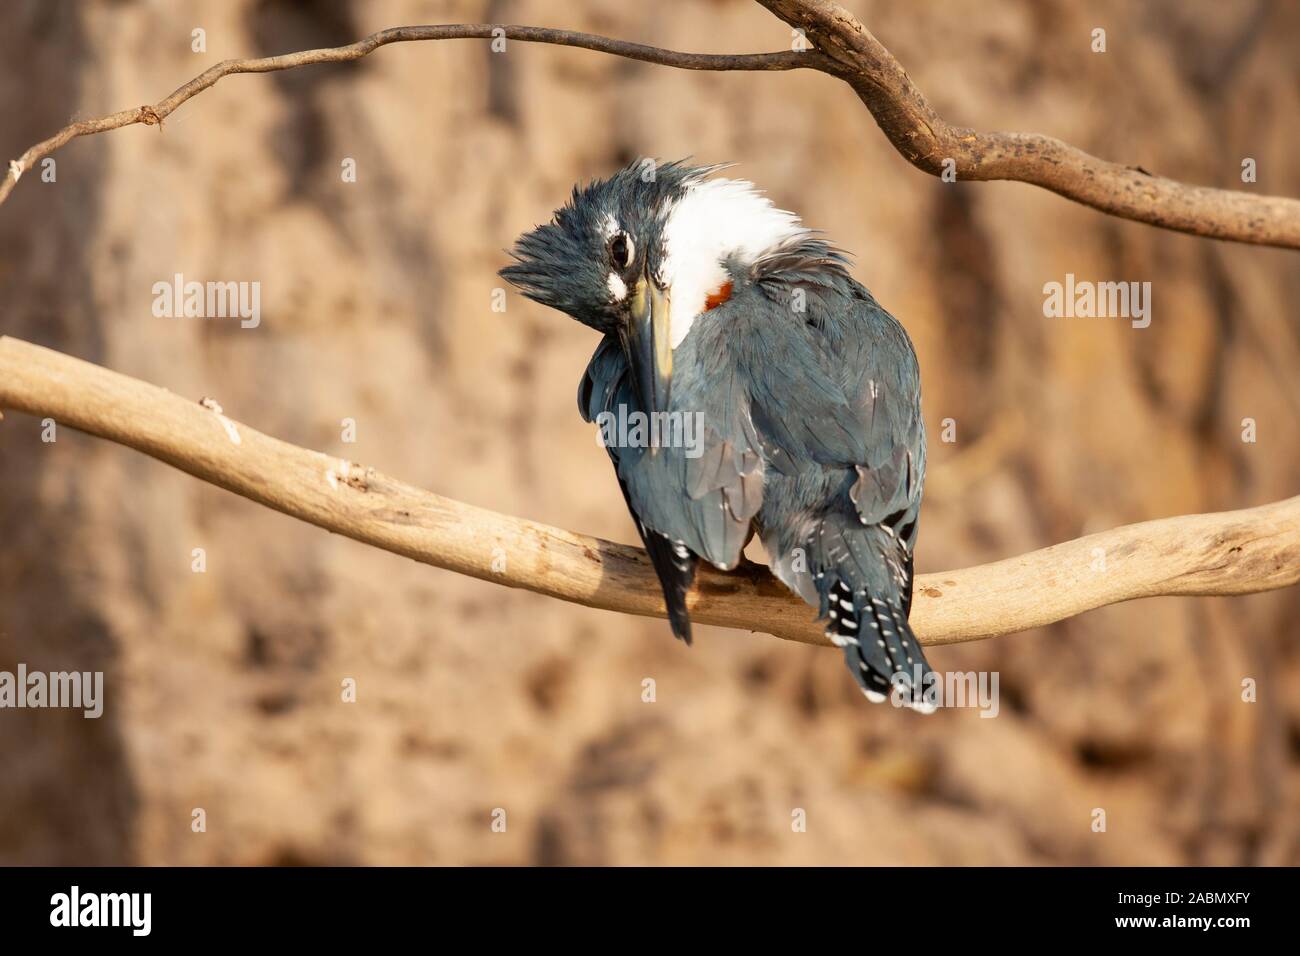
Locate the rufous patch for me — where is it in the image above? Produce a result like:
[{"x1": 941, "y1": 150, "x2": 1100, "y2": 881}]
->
[{"x1": 704, "y1": 280, "x2": 733, "y2": 311}]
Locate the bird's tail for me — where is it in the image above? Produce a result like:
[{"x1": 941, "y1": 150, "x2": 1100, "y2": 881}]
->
[{"x1": 808, "y1": 515, "x2": 935, "y2": 711}]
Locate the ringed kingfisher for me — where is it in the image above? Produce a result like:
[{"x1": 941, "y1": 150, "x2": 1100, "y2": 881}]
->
[{"x1": 502, "y1": 161, "x2": 933, "y2": 709}]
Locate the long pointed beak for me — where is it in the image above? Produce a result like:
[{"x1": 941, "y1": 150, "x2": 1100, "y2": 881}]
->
[{"x1": 623, "y1": 266, "x2": 673, "y2": 420}]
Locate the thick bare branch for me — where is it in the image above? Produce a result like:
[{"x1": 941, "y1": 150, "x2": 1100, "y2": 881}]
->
[
  {"x1": 3, "y1": 7, "x2": 1296, "y2": 247},
  {"x1": 2, "y1": 335, "x2": 1296, "y2": 647},
  {"x1": 757, "y1": 0, "x2": 1300, "y2": 248}
]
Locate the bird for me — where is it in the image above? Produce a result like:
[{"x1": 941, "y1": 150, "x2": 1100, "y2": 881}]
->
[{"x1": 501, "y1": 160, "x2": 933, "y2": 710}]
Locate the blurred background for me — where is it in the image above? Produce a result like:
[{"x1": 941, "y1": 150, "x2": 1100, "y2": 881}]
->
[{"x1": 1, "y1": 0, "x2": 1298, "y2": 865}]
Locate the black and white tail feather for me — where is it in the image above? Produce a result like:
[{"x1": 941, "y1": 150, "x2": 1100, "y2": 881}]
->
[
  {"x1": 823, "y1": 581, "x2": 935, "y2": 712},
  {"x1": 810, "y1": 515, "x2": 934, "y2": 712}
]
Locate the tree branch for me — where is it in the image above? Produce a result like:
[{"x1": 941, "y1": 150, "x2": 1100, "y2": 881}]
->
[
  {"x1": 3, "y1": 335, "x2": 1296, "y2": 647},
  {"x1": 756, "y1": 0, "x2": 1300, "y2": 248},
  {"x1": 0, "y1": 23, "x2": 825, "y2": 209},
  {"x1": 3, "y1": 4, "x2": 1297, "y2": 247}
]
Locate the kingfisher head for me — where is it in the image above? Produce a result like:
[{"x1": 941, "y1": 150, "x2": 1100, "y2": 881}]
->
[{"x1": 501, "y1": 159, "x2": 808, "y2": 414}]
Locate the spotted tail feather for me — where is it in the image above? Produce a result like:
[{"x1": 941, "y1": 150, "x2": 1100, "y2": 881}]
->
[{"x1": 813, "y1": 516, "x2": 934, "y2": 711}]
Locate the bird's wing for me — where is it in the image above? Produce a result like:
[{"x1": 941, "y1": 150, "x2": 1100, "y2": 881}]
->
[
  {"x1": 740, "y1": 263, "x2": 931, "y2": 705},
  {"x1": 578, "y1": 336, "x2": 763, "y2": 643},
  {"x1": 838, "y1": 291, "x2": 926, "y2": 564},
  {"x1": 746, "y1": 264, "x2": 926, "y2": 542}
]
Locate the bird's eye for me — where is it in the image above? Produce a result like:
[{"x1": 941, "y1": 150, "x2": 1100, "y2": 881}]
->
[{"x1": 610, "y1": 233, "x2": 633, "y2": 270}]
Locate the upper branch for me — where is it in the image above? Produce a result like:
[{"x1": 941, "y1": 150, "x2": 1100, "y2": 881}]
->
[
  {"x1": 2, "y1": 335, "x2": 1296, "y2": 647},
  {"x1": 757, "y1": 0, "x2": 1300, "y2": 248},
  {"x1": 2, "y1": 4, "x2": 1296, "y2": 248},
  {"x1": 0, "y1": 23, "x2": 825, "y2": 208}
]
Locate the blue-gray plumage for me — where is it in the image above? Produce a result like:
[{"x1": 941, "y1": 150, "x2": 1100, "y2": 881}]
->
[{"x1": 502, "y1": 160, "x2": 932, "y2": 708}]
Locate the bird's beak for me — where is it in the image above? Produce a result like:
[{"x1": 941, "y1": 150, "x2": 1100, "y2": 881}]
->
[{"x1": 623, "y1": 265, "x2": 673, "y2": 420}]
